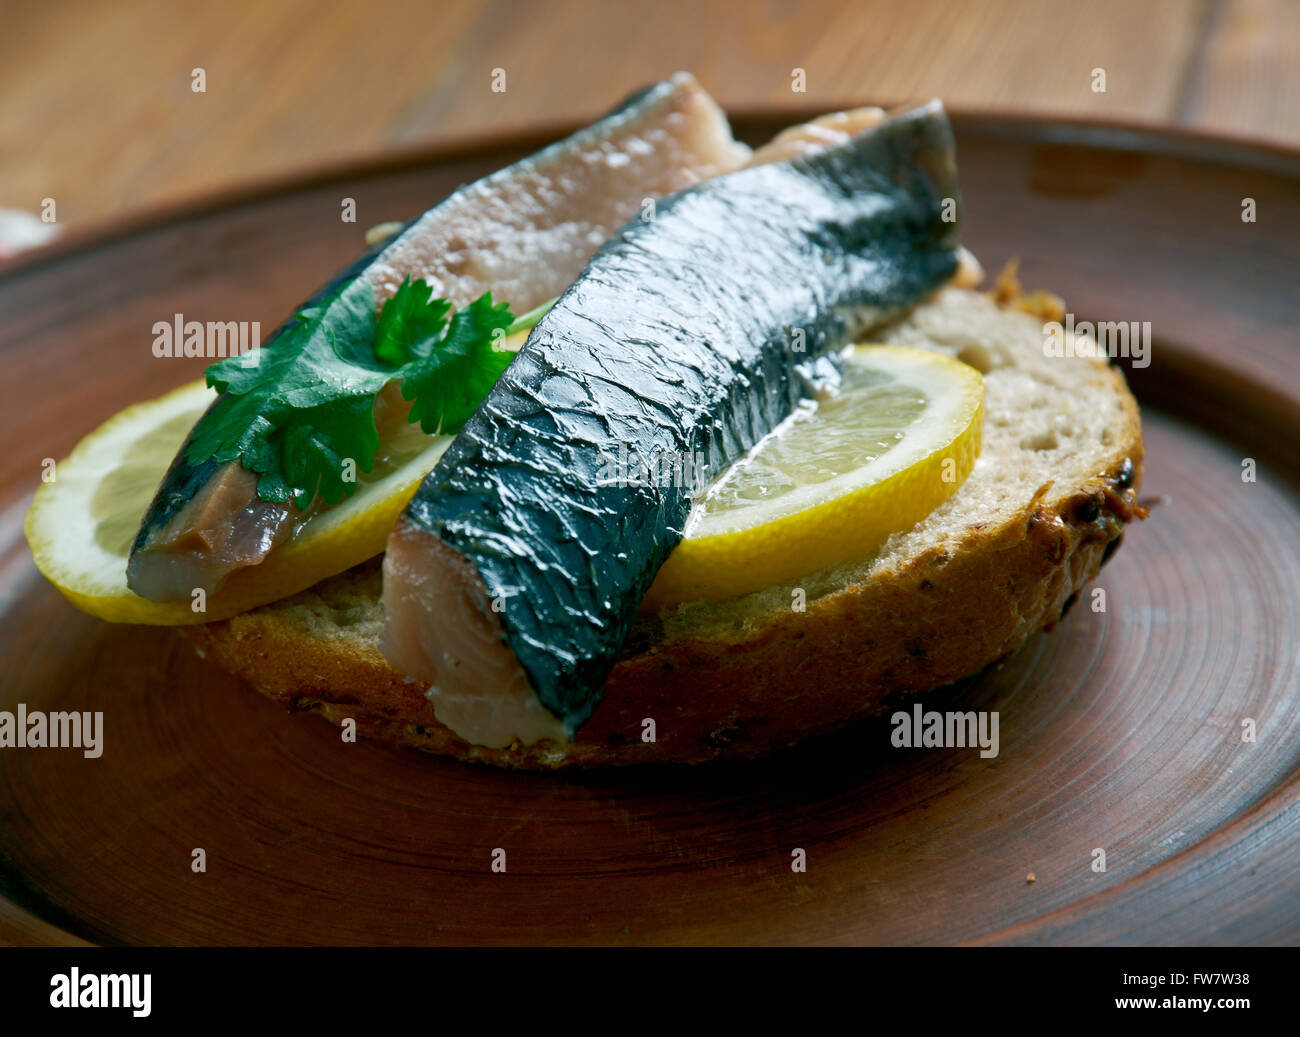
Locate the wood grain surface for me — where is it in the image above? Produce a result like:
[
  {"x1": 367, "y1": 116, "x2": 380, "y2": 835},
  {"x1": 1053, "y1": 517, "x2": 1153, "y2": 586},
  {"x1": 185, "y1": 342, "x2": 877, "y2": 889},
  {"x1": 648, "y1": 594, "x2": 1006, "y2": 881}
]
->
[
  {"x1": 0, "y1": 112, "x2": 1297, "y2": 946},
  {"x1": 2, "y1": 0, "x2": 1297, "y2": 232}
]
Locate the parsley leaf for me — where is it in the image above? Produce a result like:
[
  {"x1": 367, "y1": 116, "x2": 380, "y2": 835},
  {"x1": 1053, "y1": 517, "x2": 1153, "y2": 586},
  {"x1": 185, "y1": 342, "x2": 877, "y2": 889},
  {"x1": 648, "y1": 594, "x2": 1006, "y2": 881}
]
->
[
  {"x1": 372, "y1": 277, "x2": 451, "y2": 367},
  {"x1": 399, "y1": 292, "x2": 516, "y2": 435},
  {"x1": 186, "y1": 276, "x2": 396, "y2": 509},
  {"x1": 185, "y1": 275, "x2": 544, "y2": 511}
]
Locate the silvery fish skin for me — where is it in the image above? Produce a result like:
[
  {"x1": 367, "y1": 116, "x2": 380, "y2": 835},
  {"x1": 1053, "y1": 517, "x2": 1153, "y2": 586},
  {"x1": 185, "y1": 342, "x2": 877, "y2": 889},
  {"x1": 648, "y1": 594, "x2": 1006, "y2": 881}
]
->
[
  {"x1": 381, "y1": 101, "x2": 963, "y2": 749},
  {"x1": 126, "y1": 72, "x2": 750, "y2": 602}
]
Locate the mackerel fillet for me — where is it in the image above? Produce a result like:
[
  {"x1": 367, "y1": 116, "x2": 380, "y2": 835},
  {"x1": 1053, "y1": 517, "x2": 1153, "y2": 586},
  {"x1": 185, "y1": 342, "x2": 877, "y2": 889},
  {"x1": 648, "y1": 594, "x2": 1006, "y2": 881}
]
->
[
  {"x1": 126, "y1": 73, "x2": 749, "y2": 601},
  {"x1": 382, "y1": 101, "x2": 963, "y2": 748}
]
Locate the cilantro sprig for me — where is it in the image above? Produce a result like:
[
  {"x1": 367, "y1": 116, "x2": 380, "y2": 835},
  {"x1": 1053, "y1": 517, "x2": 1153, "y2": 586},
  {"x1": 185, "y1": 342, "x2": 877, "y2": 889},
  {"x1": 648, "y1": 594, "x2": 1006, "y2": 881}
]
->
[{"x1": 185, "y1": 276, "x2": 549, "y2": 510}]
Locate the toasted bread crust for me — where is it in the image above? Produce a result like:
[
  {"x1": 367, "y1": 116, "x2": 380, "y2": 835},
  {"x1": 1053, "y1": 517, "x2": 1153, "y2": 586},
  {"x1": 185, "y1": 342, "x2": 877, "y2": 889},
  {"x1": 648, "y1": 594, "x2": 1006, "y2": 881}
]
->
[
  {"x1": 181, "y1": 281, "x2": 1146, "y2": 769},
  {"x1": 182, "y1": 412, "x2": 1143, "y2": 768}
]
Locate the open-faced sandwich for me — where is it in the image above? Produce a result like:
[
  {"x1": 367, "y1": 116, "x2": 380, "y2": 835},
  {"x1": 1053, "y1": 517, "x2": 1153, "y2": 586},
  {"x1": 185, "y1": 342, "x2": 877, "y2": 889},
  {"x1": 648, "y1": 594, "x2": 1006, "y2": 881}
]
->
[{"x1": 26, "y1": 73, "x2": 1145, "y2": 768}]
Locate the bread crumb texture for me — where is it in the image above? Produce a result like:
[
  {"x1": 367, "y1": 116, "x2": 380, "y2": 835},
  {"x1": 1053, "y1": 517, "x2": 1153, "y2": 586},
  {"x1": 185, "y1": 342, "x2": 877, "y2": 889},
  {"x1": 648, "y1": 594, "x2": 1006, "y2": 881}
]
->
[{"x1": 183, "y1": 287, "x2": 1145, "y2": 768}]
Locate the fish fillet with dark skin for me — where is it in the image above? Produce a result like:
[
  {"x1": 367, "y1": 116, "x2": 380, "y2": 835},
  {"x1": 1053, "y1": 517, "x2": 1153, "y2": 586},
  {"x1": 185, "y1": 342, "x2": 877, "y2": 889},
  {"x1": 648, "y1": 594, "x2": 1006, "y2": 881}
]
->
[
  {"x1": 381, "y1": 101, "x2": 963, "y2": 750},
  {"x1": 126, "y1": 73, "x2": 751, "y2": 602}
]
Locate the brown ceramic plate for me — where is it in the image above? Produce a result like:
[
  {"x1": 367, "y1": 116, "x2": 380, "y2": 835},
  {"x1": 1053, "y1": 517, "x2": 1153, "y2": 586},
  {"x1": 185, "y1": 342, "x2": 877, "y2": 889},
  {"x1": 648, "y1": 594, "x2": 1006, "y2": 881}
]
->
[{"x1": 1, "y1": 111, "x2": 1297, "y2": 946}]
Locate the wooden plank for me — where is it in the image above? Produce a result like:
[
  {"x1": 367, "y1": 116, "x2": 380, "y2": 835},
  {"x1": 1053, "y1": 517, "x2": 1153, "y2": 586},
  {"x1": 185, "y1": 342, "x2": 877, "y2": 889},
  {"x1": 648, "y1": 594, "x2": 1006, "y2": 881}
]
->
[
  {"x1": 1182, "y1": 0, "x2": 1300, "y2": 143},
  {"x1": 0, "y1": 0, "x2": 1253, "y2": 230}
]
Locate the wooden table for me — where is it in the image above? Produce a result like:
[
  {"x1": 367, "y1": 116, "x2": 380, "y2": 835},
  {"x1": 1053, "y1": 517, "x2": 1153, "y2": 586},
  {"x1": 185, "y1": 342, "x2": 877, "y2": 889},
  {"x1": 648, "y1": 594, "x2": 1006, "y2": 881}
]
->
[
  {"x1": 3, "y1": 0, "x2": 1296, "y2": 231},
  {"x1": 3, "y1": 1, "x2": 1300, "y2": 949}
]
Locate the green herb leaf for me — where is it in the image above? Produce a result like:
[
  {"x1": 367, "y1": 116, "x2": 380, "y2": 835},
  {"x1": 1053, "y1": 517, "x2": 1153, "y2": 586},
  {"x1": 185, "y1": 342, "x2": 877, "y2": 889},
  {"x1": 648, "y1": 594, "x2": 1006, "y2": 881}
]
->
[
  {"x1": 184, "y1": 275, "x2": 540, "y2": 510},
  {"x1": 186, "y1": 276, "x2": 394, "y2": 510},
  {"x1": 372, "y1": 277, "x2": 451, "y2": 366},
  {"x1": 400, "y1": 293, "x2": 517, "y2": 435}
]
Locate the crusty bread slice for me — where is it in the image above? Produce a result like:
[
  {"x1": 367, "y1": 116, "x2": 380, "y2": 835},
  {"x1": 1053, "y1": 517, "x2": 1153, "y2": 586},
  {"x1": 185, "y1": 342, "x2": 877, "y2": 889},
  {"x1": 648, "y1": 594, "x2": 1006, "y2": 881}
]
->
[{"x1": 182, "y1": 284, "x2": 1145, "y2": 768}]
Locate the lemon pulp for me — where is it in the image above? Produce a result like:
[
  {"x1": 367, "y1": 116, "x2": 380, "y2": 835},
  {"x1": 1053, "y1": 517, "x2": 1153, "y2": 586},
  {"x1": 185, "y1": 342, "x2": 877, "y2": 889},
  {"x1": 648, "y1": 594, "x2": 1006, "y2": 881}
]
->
[
  {"x1": 27, "y1": 343, "x2": 982, "y2": 624},
  {"x1": 643, "y1": 344, "x2": 985, "y2": 606},
  {"x1": 25, "y1": 380, "x2": 450, "y2": 625}
]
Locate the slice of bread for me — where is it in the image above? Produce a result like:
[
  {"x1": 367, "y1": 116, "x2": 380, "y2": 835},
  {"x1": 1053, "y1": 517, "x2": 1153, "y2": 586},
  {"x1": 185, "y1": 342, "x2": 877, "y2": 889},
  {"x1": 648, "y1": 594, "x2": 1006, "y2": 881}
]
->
[{"x1": 181, "y1": 284, "x2": 1145, "y2": 768}]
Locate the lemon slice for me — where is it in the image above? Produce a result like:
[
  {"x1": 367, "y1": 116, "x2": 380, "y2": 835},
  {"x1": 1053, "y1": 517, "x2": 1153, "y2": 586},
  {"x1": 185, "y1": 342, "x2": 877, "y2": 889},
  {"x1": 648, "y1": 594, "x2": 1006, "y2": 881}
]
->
[
  {"x1": 643, "y1": 345, "x2": 984, "y2": 606},
  {"x1": 25, "y1": 379, "x2": 451, "y2": 625}
]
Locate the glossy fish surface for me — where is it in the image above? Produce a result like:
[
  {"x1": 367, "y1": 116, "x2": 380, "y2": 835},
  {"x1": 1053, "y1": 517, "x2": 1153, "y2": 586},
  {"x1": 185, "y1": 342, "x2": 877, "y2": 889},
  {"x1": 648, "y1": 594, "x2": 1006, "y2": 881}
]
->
[
  {"x1": 382, "y1": 101, "x2": 963, "y2": 746},
  {"x1": 127, "y1": 73, "x2": 749, "y2": 602}
]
